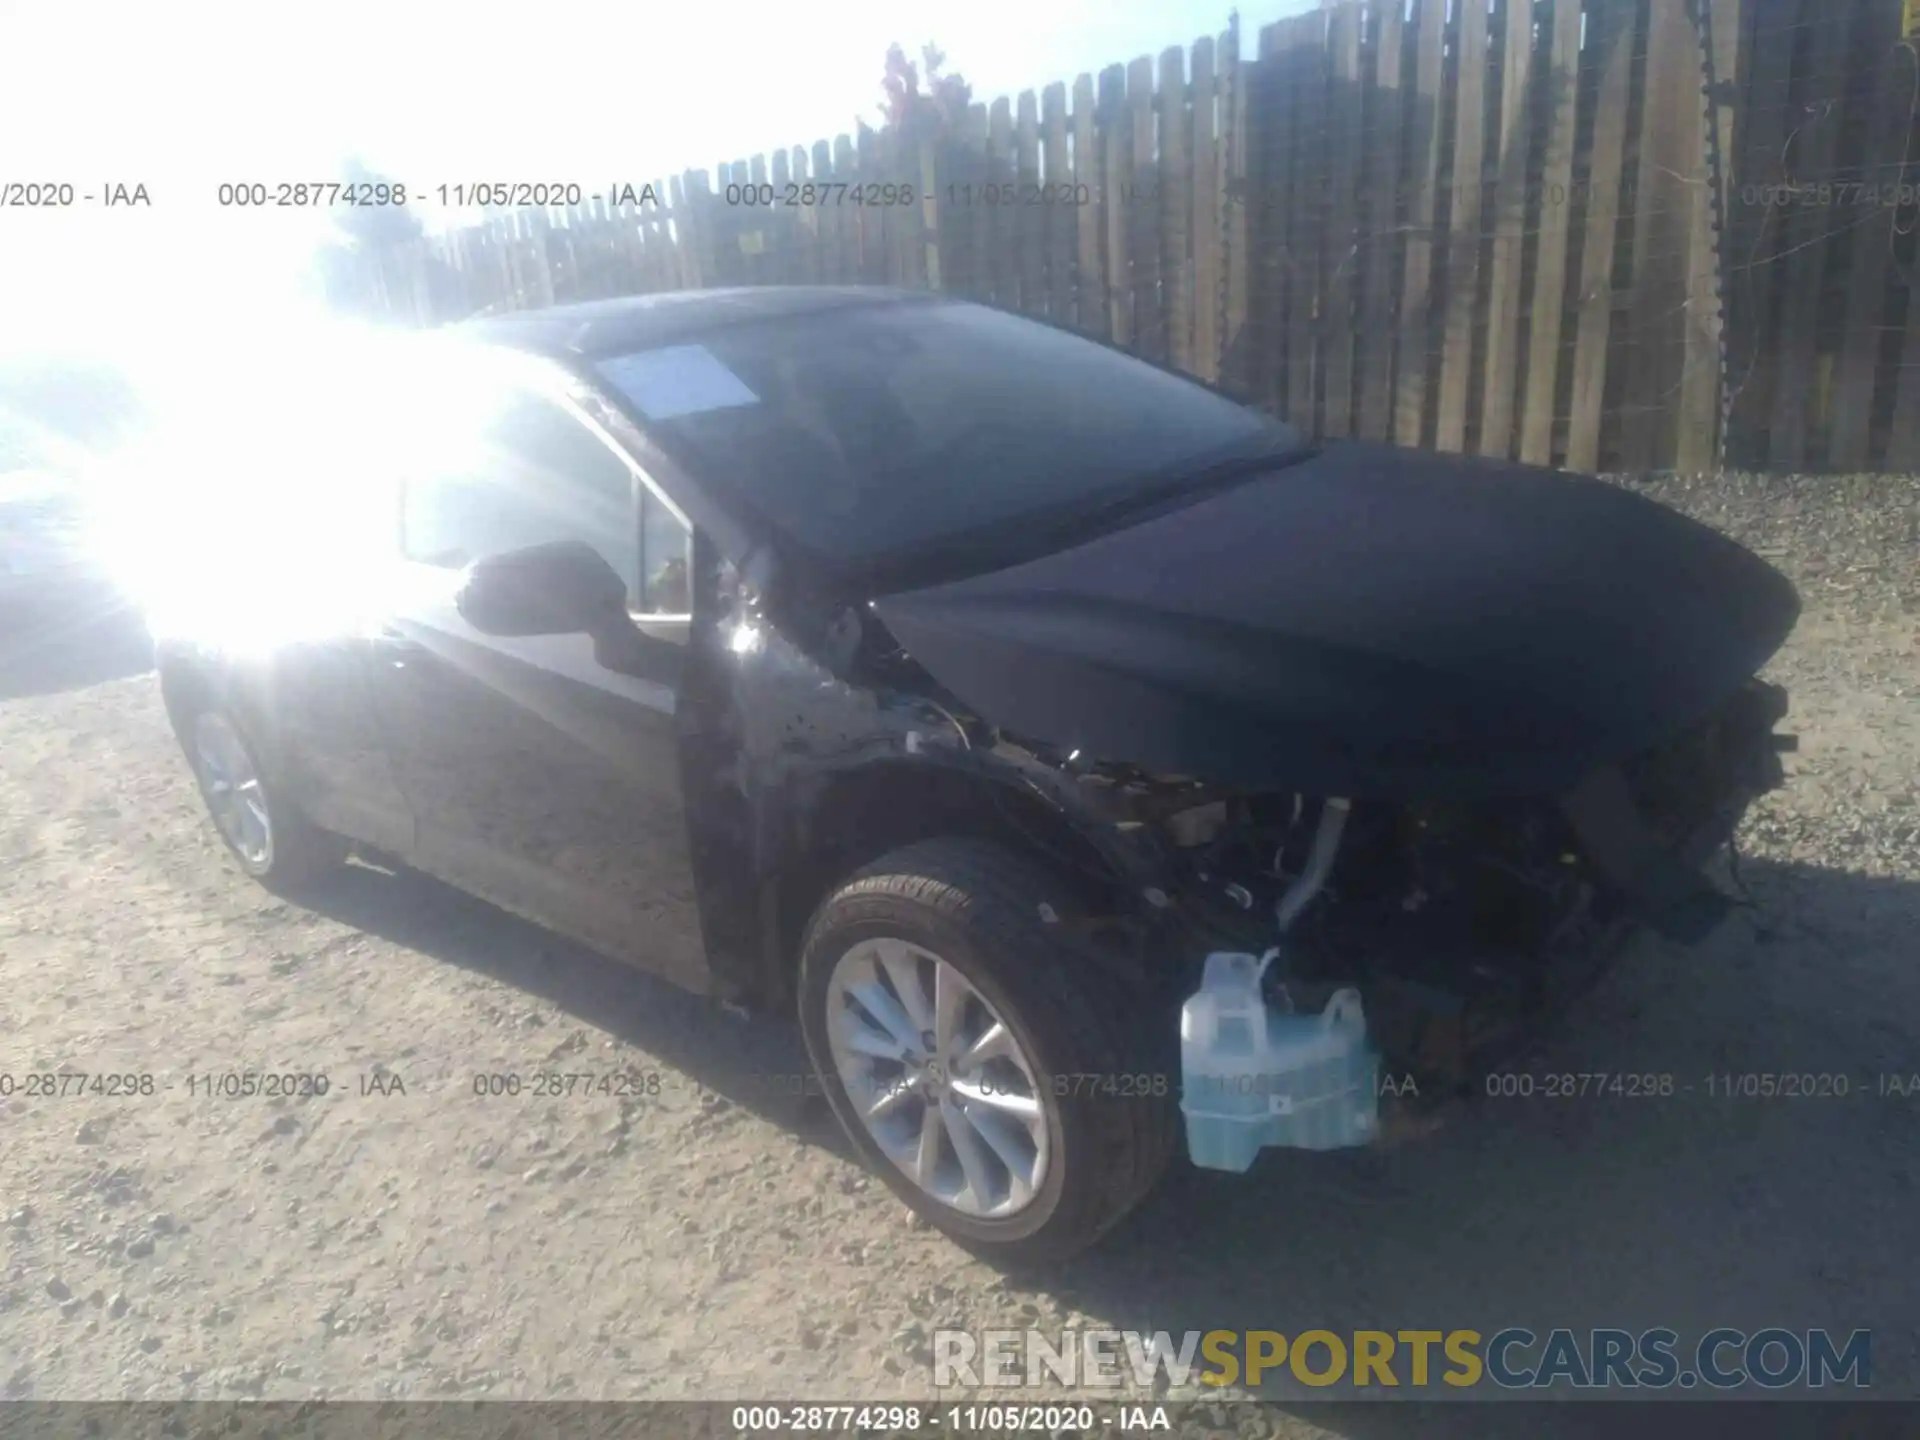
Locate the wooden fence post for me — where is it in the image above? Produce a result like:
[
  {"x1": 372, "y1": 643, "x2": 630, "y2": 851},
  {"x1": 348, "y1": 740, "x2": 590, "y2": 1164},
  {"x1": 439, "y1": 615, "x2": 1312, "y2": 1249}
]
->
[
  {"x1": 1762, "y1": 0, "x2": 1851, "y2": 471},
  {"x1": 1249, "y1": 21, "x2": 1292, "y2": 416},
  {"x1": 1435, "y1": 0, "x2": 1489, "y2": 454},
  {"x1": 987, "y1": 99, "x2": 1018, "y2": 306},
  {"x1": 1623, "y1": 0, "x2": 1717, "y2": 472},
  {"x1": 1156, "y1": 47, "x2": 1192, "y2": 375},
  {"x1": 1221, "y1": 18, "x2": 1250, "y2": 394},
  {"x1": 1100, "y1": 64, "x2": 1132, "y2": 346},
  {"x1": 1356, "y1": 0, "x2": 1406, "y2": 443},
  {"x1": 1565, "y1": 0, "x2": 1639, "y2": 474},
  {"x1": 1831, "y1": 1, "x2": 1912, "y2": 468},
  {"x1": 1394, "y1": 0, "x2": 1446, "y2": 448},
  {"x1": 1519, "y1": 0, "x2": 1583, "y2": 466},
  {"x1": 1478, "y1": 0, "x2": 1537, "y2": 459},
  {"x1": 1017, "y1": 90, "x2": 1045, "y2": 310},
  {"x1": 919, "y1": 138, "x2": 943, "y2": 291},
  {"x1": 1042, "y1": 82, "x2": 1074, "y2": 321},
  {"x1": 1285, "y1": 12, "x2": 1330, "y2": 433},
  {"x1": 527, "y1": 209, "x2": 557, "y2": 309},
  {"x1": 832, "y1": 136, "x2": 858, "y2": 284},
  {"x1": 1674, "y1": 0, "x2": 1729, "y2": 473},
  {"x1": 1072, "y1": 74, "x2": 1108, "y2": 335},
  {"x1": 1190, "y1": 37, "x2": 1221, "y2": 380},
  {"x1": 1321, "y1": 2, "x2": 1362, "y2": 439},
  {"x1": 1127, "y1": 57, "x2": 1163, "y2": 362}
]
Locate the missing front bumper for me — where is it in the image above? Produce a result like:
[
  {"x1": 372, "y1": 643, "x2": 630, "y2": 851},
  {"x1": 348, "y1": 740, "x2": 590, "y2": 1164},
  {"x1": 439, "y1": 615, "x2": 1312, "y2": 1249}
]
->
[
  {"x1": 1361, "y1": 680, "x2": 1793, "y2": 1092},
  {"x1": 1562, "y1": 678, "x2": 1791, "y2": 943}
]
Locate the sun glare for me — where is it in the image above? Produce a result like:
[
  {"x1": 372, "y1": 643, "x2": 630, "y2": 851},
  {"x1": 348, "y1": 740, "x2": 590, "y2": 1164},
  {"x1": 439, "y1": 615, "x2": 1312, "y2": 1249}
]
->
[
  {"x1": 86, "y1": 311, "x2": 498, "y2": 656},
  {"x1": 0, "y1": 184, "x2": 509, "y2": 657}
]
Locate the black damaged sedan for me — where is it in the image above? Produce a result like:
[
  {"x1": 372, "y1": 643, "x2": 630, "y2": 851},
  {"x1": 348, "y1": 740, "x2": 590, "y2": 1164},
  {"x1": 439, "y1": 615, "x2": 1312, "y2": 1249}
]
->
[{"x1": 156, "y1": 288, "x2": 1798, "y2": 1262}]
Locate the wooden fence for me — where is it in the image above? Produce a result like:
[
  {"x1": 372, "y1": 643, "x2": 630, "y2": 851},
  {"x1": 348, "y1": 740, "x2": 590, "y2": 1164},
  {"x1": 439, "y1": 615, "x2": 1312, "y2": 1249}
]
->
[
  {"x1": 1723, "y1": 0, "x2": 1920, "y2": 471},
  {"x1": 343, "y1": 0, "x2": 1920, "y2": 475}
]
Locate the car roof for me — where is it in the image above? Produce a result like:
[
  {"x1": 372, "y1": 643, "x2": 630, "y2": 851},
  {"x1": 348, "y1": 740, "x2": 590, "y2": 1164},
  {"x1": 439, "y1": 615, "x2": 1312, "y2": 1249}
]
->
[{"x1": 456, "y1": 286, "x2": 944, "y2": 361}]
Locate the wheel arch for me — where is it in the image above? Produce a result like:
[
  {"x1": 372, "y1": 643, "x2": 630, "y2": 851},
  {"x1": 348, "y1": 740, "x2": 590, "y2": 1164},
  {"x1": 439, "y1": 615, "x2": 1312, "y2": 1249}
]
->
[
  {"x1": 792, "y1": 830, "x2": 1180, "y2": 1260},
  {"x1": 157, "y1": 645, "x2": 286, "y2": 780},
  {"x1": 754, "y1": 758, "x2": 1139, "y2": 1010},
  {"x1": 156, "y1": 644, "x2": 220, "y2": 736}
]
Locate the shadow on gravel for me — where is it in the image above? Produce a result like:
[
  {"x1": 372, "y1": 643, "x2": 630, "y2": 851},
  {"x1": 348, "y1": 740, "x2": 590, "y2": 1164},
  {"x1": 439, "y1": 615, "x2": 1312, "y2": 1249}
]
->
[
  {"x1": 295, "y1": 857, "x2": 855, "y2": 1154},
  {"x1": 294, "y1": 851, "x2": 1920, "y2": 1420},
  {"x1": 1042, "y1": 855, "x2": 1920, "y2": 1417},
  {"x1": 0, "y1": 588, "x2": 152, "y2": 701}
]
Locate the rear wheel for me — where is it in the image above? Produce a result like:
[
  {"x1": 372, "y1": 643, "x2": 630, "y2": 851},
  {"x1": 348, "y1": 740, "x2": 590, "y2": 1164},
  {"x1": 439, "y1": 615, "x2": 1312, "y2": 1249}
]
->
[
  {"x1": 797, "y1": 839, "x2": 1175, "y2": 1265},
  {"x1": 184, "y1": 707, "x2": 346, "y2": 891}
]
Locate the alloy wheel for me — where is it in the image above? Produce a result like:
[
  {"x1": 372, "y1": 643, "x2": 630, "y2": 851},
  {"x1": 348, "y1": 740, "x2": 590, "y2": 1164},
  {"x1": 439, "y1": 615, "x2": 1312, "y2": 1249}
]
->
[
  {"x1": 191, "y1": 711, "x2": 274, "y2": 870},
  {"x1": 823, "y1": 937, "x2": 1052, "y2": 1218}
]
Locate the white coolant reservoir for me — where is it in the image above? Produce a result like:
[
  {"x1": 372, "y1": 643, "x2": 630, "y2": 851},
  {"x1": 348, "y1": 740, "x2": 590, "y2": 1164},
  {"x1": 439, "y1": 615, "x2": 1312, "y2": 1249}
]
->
[{"x1": 1179, "y1": 951, "x2": 1379, "y2": 1172}]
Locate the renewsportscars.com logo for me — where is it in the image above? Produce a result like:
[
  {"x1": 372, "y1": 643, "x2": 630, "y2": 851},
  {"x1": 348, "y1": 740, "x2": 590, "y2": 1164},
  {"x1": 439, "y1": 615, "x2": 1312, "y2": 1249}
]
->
[{"x1": 932, "y1": 1328, "x2": 1872, "y2": 1391}]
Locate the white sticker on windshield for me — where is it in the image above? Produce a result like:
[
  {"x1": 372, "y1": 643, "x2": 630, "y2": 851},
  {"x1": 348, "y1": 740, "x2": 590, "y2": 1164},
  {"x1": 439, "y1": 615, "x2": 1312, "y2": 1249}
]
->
[{"x1": 599, "y1": 345, "x2": 760, "y2": 420}]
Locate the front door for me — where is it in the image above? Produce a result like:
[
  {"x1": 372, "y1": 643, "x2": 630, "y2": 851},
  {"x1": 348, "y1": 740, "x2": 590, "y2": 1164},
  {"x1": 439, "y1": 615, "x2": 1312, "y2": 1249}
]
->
[
  {"x1": 368, "y1": 365, "x2": 709, "y2": 990},
  {"x1": 271, "y1": 632, "x2": 416, "y2": 859}
]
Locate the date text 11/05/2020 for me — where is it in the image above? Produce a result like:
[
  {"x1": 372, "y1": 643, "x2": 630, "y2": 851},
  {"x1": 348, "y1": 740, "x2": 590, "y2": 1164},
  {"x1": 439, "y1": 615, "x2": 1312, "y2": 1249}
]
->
[
  {"x1": 2, "y1": 1069, "x2": 1917, "y2": 1104},
  {"x1": 952, "y1": 1069, "x2": 1920, "y2": 1102},
  {"x1": 722, "y1": 182, "x2": 1113, "y2": 208},
  {"x1": 0, "y1": 181, "x2": 149, "y2": 207},
  {"x1": 70, "y1": 173, "x2": 1913, "y2": 216},
  {"x1": 210, "y1": 182, "x2": 669, "y2": 210}
]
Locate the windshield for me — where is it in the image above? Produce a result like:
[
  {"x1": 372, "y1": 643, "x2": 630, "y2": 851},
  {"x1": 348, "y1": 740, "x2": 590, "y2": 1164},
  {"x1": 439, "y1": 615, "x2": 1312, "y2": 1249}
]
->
[{"x1": 591, "y1": 299, "x2": 1295, "y2": 565}]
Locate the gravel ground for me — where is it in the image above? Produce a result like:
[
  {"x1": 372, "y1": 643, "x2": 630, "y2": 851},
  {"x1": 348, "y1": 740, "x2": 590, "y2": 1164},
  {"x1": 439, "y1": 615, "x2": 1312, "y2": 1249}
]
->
[{"x1": 0, "y1": 472, "x2": 1915, "y2": 1426}]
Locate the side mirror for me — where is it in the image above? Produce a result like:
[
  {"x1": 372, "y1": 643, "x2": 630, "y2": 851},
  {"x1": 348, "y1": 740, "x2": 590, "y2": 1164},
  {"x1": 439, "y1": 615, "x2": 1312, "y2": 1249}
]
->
[{"x1": 455, "y1": 540, "x2": 628, "y2": 638}]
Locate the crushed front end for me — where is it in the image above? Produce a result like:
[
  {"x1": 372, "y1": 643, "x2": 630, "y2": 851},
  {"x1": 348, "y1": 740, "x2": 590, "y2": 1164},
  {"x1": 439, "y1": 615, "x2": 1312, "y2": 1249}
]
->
[
  {"x1": 862, "y1": 444, "x2": 1803, "y2": 1168},
  {"x1": 1019, "y1": 678, "x2": 1795, "y2": 1159}
]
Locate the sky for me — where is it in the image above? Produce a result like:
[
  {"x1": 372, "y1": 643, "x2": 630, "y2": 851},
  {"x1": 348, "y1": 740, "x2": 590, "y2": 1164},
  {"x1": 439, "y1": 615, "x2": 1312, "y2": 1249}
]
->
[{"x1": 0, "y1": 0, "x2": 1319, "y2": 356}]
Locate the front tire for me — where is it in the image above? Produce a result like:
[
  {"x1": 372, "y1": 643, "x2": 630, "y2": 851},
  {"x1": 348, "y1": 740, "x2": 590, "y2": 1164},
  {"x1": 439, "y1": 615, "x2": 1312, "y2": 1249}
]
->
[
  {"x1": 182, "y1": 705, "x2": 346, "y2": 892},
  {"x1": 797, "y1": 839, "x2": 1175, "y2": 1266}
]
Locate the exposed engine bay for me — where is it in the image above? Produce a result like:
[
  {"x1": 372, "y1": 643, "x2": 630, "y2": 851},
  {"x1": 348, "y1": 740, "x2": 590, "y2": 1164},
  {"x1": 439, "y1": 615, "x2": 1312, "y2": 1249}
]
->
[
  {"x1": 996, "y1": 678, "x2": 1795, "y2": 1094},
  {"x1": 828, "y1": 575, "x2": 1799, "y2": 1102}
]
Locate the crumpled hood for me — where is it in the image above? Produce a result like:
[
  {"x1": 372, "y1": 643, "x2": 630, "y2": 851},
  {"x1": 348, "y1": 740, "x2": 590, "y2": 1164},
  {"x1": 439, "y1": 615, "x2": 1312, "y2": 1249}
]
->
[{"x1": 871, "y1": 442, "x2": 1800, "y2": 799}]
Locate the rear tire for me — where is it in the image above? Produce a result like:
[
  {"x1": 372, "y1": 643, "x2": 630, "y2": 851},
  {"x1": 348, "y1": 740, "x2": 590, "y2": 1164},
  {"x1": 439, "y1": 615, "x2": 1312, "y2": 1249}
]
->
[
  {"x1": 181, "y1": 704, "x2": 347, "y2": 893},
  {"x1": 797, "y1": 838, "x2": 1176, "y2": 1266}
]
